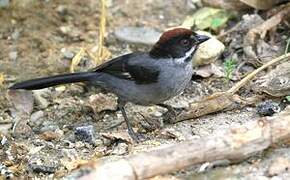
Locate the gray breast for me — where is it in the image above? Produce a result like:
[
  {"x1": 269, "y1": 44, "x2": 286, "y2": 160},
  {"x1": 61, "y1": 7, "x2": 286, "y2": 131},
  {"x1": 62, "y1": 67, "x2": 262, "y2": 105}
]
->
[{"x1": 94, "y1": 60, "x2": 193, "y2": 105}]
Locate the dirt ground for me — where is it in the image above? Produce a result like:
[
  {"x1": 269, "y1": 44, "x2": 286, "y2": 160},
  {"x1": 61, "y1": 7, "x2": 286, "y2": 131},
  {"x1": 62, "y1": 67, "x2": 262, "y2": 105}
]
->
[{"x1": 1, "y1": 0, "x2": 290, "y2": 179}]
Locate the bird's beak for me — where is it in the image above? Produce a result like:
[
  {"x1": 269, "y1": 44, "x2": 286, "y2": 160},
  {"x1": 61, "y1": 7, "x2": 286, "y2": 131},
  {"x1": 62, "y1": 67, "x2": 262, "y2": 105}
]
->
[{"x1": 196, "y1": 34, "x2": 210, "y2": 44}]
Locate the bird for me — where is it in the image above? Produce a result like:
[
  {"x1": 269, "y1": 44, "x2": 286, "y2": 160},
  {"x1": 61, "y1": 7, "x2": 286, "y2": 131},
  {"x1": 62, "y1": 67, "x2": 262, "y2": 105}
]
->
[{"x1": 9, "y1": 28, "x2": 210, "y2": 142}]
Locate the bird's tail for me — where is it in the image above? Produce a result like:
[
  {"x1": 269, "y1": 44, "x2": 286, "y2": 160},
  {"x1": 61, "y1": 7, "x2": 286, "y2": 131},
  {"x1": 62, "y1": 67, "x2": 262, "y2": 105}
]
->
[{"x1": 9, "y1": 72, "x2": 96, "y2": 90}]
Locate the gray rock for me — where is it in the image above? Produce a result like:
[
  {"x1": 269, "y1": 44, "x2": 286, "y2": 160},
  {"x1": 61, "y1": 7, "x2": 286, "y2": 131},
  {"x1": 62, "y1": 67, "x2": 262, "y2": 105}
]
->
[
  {"x1": 74, "y1": 125, "x2": 95, "y2": 144},
  {"x1": 257, "y1": 100, "x2": 280, "y2": 116},
  {"x1": 114, "y1": 26, "x2": 161, "y2": 45},
  {"x1": 0, "y1": 0, "x2": 9, "y2": 8},
  {"x1": 28, "y1": 155, "x2": 59, "y2": 174},
  {"x1": 29, "y1": 164, "x2": 57, "y2": 174}
]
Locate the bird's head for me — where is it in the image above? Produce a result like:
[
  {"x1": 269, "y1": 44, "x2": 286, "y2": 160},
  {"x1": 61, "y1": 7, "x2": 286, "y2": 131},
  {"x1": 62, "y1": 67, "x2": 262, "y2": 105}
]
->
[{"x1": 149, "y1": 28, "x2": 210, "y2": 62}]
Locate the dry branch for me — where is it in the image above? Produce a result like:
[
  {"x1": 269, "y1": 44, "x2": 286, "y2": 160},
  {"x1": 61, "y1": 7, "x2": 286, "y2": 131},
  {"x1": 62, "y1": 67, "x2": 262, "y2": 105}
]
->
[
  {"x1": 174, "y1": 53, "x2": 290, "y2": 122},
  {"x1": 78, "y1": 107, "x2": 290, "y2": 180}
]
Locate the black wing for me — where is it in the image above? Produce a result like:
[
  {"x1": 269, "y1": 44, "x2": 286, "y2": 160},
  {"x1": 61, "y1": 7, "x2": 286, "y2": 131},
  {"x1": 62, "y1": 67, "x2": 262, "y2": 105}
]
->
[{"x1": 93, "y1": 53, "x2": 160, "y2": 84}]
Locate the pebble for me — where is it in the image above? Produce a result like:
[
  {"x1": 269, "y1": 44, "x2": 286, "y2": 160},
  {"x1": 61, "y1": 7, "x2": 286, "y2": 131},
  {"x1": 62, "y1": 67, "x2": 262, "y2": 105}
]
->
[
  {"x1": 74, "y1": 125, "x2": 96, "y2": 144},
  {"x1": 256, "y1": 100, "x2": 280, "y2": 116},
  {"x1": 30, "y1": 111, "x2": 45, "y2": 126},
  {"x1": 56, "y1": 5, "x2": 68, "y2": 16},
  {"x1": 192, "y1": 31, "x2": 225, "y2": 67},
  {"x1": 61, "y1": 48, "x2": 75, "y2": 59},
  {"x1": 114, "y1": 26, "x2": 161, "y2": 45},
  {"x1": 33, "y1": 89, "x2": 51, "y2": 109},
  {"x1": 29, "y1": 159, "x2": 58, "y2": 174}
]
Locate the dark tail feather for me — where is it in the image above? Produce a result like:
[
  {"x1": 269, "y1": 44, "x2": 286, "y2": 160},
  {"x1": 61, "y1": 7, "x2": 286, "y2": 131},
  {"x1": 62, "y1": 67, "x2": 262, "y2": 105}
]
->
[{"x1": 9, "y1": 72, "x2": 96, "y2": 90}]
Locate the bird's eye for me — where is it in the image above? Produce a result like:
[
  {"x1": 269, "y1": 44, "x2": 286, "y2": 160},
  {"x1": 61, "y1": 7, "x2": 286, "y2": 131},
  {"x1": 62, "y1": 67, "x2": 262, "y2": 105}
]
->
[{"x1": 180, "y1": 39, "x2": 190, "y2": 46}]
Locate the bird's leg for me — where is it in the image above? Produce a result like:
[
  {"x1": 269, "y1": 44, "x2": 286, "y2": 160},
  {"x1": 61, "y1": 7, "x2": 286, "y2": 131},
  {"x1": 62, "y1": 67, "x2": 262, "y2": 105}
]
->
[
  {"x1": 118, "y1": 101, "x2": 145, "y2": 142},
  {"x1": 158, "y1": 103, "x2": 184, "y2": 124}
]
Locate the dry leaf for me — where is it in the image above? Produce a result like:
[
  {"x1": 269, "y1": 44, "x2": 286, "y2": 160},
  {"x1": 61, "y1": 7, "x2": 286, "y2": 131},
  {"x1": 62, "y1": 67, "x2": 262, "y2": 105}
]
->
[{"x1": 182, "y1": 7, "x2": 234, "y2": 31}]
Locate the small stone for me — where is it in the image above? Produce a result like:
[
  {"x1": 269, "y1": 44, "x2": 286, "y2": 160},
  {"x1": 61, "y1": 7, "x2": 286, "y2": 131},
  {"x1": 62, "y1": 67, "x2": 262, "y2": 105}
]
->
[
  {"x1": 29, "y1": 163, "x2": 57, "y2": 173},
  {"x1": 39, "y1": 131, "x2": 60, "y2": 141},
  {"x1": 56, "y1": 5, "x2": 68, "y2": 16},
  {"x1": 61, "y1": 48, "x2": 75, "y2": 59},
  {"x1": 32, "y1": 89, "x2": 51, "y2": 109},
  {"x1": 9, "y1": 51, "x2": 18, "y2": 61},
  {"x1": 30, "y1": 111, "x2": 44, "y2": 125},
  {"x1": 59, "y1": 26, "x2": 71, "y2": 34},
  {"x1": 88, "y1": 93, "x2": 118, "y2": 113},
  {"x1": 268, "y1": 157, "x2": 290, "y2": 176},
  {"x1": 192, "y1": 31, "x2": 225, "y2": 66},
  {"x1": 256, "y1": 100, "x2": 280, "y2": 116},
  {"x1": 74, "y1": 125, "x2": 95, "y2": 144},
  {"x1": 114, "y1": 26, "x2": 161, "y2": 45}
]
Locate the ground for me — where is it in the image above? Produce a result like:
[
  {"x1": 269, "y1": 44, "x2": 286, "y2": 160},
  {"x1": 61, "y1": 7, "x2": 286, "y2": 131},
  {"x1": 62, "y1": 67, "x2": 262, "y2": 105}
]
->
[{"x1": 0, "y1": 0, "x2": 290, "y2": 179}]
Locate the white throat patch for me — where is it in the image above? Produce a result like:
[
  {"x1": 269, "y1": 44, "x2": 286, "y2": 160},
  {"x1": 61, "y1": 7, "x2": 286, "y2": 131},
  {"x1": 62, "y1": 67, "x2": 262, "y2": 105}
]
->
[{"x1": 174, "y1": 46, "x2": 196, "y2": 64}]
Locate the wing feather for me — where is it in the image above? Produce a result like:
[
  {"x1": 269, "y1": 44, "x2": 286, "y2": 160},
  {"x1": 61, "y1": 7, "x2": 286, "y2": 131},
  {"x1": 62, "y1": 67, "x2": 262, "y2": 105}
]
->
[{"x1": 93, "y1": 53, "x2": 160, "y2": 84}]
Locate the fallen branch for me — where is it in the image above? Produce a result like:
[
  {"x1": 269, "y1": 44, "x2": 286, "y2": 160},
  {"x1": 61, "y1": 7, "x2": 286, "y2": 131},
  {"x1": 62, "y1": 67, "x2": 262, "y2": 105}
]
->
[
  {"x1": 78, "y1": 107, "x2": 290, "y2": 180},
  {"x1": 175, "y1": 53, "x2": 290, "y2": 122}
]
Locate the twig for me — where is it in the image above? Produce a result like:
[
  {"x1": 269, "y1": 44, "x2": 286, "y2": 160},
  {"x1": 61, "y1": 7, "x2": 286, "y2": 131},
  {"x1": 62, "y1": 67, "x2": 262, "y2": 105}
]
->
[
  {"x1": 96, "y1": 0, "x2": 107, "y2": 65},
  {"x1": 78, "y1": 107, "x2": 290, "y2": 180},
  {"x1": 227, "y1": 53, "x2": 290, "y2": 94}
]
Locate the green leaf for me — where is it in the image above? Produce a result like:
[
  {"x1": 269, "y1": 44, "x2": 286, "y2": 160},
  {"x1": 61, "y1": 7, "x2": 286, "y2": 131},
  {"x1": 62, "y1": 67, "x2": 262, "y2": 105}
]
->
[
  {"x1": 182, "y1": 7, "x2": 234, "y2": 30},
  {"x1": 286, "y1": 96, "x2": 290, "y2": 102}
]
